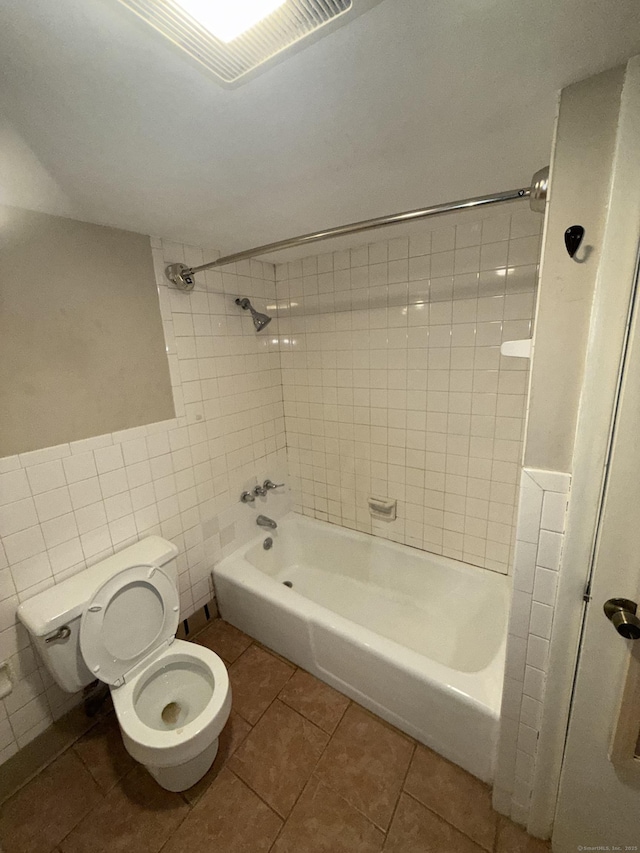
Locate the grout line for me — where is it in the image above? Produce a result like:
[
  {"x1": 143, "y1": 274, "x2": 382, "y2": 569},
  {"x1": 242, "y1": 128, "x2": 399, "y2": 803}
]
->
[
  {"x1": 276, "y1": 678, "x2": 350, "y2": 736},
  {"x1": 402, "y1": 788, "x2": 497, "y2": 853},
  {"x1": 351, "y1": 701, "x2": 416, "y2": 746},
  {"x1": 55, "y1": 762, "x2": 133, "y2": 852},
  {"x1": 230, "y1": 692, "x2": 327, "y2": 822},
  {"x1": 493, "y1": 816, "x2": 501, "y2": 853},
  {"x1": 266, "y1": 699, "x2": 356, "y2": 850},
  {"x1": 157, "y1": 797, "x2": 193, "y2": 853},
  {"x1": 296, "y1": 698, "x2": 414, "y2": 836},
  {"x1": 265, "y1": 671, "x2": 353, "y2": 847},
  {"x1": 0, "y1": 707, "x2": 108, "y2": 808},
  {"x1": 246, "y1": 658, "x2": 355, "y2": 846},
  {"x1": 385, "y1": 738, "x2": 417, "y2": 836},
  {"x1": 228, "y1": 764, "x2": 285, "y2": 819},
  {"x1": 228, "y1": 642, "x2": 297, "y2": 728}
]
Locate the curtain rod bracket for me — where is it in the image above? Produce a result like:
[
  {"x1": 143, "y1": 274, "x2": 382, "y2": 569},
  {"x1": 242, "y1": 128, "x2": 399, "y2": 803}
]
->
[{"x1": 165, "y1": 263, "x2": 195, "y2": 291}]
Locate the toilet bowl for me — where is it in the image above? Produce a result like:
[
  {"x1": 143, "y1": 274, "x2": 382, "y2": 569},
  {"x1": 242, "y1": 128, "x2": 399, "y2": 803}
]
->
[
  {"x1": 112, "y1": 641, "x2": 231, "y2": 791},
  {"x1": 80, "y1": 562, "x2": 231, "y2": 791}
]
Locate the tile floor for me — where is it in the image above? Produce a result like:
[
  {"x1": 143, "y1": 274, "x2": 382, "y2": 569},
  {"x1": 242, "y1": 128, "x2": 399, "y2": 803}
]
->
[{"x1": 0, "y1": 619, "x2": 550, "y2": 853}]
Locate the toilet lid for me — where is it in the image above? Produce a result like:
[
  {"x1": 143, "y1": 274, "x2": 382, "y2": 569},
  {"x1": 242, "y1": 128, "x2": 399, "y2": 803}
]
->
[{"x1": 80, "y1": 563, "x2": 179, "y2": 686}]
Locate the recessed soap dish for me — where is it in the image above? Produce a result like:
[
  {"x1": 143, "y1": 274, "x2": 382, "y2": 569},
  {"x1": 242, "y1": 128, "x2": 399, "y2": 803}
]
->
[{"x1": 368, "y1": 496, "x2": 397, "y2": 521}]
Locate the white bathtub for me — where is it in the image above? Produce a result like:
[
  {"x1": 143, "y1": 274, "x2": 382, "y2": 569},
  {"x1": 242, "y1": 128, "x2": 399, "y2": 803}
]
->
[{"x1": 214, "y1": 512, "x2": 508, "y2": 782}]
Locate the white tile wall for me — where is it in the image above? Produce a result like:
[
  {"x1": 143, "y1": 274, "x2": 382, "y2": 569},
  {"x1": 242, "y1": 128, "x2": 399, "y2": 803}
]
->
[
  {"x1": 0, "y1": 237, "x2": 290, "y2": 765},
  {"x1": 493, "y1": 467, "x2": 571, "y2": 825},
  {"x1": 276, "y1": 208, "x2": 542, "y2": 573}
]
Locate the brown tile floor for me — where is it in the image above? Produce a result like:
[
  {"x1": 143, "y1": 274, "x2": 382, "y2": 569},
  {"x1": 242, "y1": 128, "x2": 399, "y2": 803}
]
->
[{"x1": 0, "y1": 619, "x2": 551, "y2": 853}]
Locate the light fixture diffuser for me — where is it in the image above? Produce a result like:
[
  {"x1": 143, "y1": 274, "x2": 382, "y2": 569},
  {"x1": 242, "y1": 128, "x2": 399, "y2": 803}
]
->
[
  {"x1": 114, "y1": 0, "x2": 384, "y2": 86},
  {"x1": 172, "y1": 0, "x2": 285, "y2": 43}
]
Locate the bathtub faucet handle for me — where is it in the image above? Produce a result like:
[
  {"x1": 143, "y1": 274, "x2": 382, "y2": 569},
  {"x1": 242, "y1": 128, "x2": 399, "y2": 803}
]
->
[
  {"x1": 263, "y1": 479, "x2": 285, "y2": 491},
  {"x1": 253, "y1": 484, "x2": 268, "y2": 497},
  {"x1": 240, "y1": 491, "x2": 256, "y2": 503}
]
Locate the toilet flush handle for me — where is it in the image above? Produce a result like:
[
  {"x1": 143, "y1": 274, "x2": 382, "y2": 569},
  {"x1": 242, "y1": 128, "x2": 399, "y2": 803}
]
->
[{"x1": 45, "y1": 625, "x2": 71, "y2": 643}]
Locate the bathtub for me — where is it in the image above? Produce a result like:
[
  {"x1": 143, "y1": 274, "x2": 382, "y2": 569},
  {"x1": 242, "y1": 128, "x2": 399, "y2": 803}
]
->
[{"x1": 214, "y1": 512, "x2": 508, "y2": 782}]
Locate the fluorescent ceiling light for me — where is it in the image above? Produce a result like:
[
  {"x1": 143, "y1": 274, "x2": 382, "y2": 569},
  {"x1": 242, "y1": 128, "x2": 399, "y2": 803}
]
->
[
  {"x1": 174, "y1": 0, "x2": 286, "y2": 42},
  {"x1": 115, "y1": 0, "x2": 382, "y2": 85}
]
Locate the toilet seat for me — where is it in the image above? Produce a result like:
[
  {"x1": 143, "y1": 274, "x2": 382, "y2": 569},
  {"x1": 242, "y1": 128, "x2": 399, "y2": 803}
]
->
[
  {"x1": 80, "y1": 563, "x2": 179, "y2": 686},
  {"x1": 80, "y1": 561, "x2": 232, "y2": 791}
]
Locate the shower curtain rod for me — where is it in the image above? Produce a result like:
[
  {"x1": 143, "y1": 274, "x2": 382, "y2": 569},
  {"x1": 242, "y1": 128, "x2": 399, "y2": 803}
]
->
[{"x1": 165, "y1": 167, "x2": 548, "y2": 291}]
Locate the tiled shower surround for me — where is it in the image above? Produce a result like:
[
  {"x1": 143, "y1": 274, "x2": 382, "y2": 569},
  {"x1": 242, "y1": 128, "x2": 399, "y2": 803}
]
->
[
  {"x1": 277, "y1": 206, "x2": 541, "y2": 573},
  {"x1": 494, "y1": 468, "x2": 571, "y2": 826},
  {"x1": 0, "y1": 202, "x2": 542, "y2": 768}
]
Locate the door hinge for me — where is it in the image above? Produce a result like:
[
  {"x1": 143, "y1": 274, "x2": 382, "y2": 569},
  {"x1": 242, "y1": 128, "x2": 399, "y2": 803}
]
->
[{"x1": 583, "y1": 580, "x2": 592, "y2": 603}]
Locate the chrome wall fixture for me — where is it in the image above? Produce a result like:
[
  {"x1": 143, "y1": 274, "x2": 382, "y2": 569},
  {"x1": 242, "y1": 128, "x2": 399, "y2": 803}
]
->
[
  {"x1": 240, "y1": 480, "x2": 285, "y2": 503},
  {"x1": 256, "y1": 515, "x2": 278, "y2": 529},
  {"x1": 235, "y1": 297, "x2": 272, "y2": 332},
  {"x1": 165, "y1": 166, "x2": 549, "y2": 292}
]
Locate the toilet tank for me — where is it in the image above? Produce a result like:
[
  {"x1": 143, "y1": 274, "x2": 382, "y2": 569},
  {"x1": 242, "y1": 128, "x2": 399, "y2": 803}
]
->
[{"x1": 17, "y1": 536, "x2": 179, "y2": 693}]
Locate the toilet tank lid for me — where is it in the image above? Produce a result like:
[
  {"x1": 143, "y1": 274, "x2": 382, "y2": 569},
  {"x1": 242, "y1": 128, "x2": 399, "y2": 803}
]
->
[{"x1": 17, "y1": 536, "x2": 179, "y2": 637}]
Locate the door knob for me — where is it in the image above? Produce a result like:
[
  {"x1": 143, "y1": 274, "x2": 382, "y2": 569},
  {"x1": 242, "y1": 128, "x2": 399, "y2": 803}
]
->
[{"x1": 604, "y1": 598, "x2": 640, "y2": 640}]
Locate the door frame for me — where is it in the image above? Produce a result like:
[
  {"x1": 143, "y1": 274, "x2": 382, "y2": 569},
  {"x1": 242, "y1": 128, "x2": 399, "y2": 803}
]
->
[{"x1": 526, "y1": 56, "x2": 640, "y2": 839}]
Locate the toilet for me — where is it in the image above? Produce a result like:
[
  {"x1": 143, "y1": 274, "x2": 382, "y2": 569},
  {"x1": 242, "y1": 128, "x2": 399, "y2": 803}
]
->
[{"x1": 17, "y1": 536, "x2": 231, "y2": 792}]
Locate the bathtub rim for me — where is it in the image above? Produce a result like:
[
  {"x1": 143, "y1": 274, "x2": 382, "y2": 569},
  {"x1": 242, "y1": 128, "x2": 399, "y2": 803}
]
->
[{"x1": 241, "y1": 510, "x2": 511, "y2": 587}]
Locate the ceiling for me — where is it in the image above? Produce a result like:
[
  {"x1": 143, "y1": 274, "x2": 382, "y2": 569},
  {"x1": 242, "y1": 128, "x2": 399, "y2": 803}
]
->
[{"x1": 1, "y1": 0, "x2": 639, "y2": 257}]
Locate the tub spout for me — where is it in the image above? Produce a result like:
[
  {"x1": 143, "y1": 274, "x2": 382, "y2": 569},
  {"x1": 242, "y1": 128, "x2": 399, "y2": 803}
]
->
[{"x1": 257, "y1": 515, "x2": 277, "y2": 529}]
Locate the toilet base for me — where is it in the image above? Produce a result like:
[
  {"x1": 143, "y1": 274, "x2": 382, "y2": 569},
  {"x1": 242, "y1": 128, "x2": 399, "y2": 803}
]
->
[{"x1": 145, "y1": 737, "x2": 219, "y2": 792}]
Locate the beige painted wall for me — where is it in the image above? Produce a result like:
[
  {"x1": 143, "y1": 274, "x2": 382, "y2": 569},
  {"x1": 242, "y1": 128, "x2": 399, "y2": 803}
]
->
[
  {"x1": 525, "y1": 65, "x2": 625, "y2": 472},
  {"x1": 0, "y1": 206, "x2": 174, "y2": 455}
]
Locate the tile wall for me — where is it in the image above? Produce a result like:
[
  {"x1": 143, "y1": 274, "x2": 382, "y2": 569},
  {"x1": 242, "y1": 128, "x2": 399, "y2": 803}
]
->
[
  {"x1": 276, "y1": 206, "x2": 542, "y2": 573},
  {"x1": 492, "y1": 468, "x2": 571, "y2": 826},
  {"x1": 0, "y1": 238, "x2": 290, "y2": 765}
]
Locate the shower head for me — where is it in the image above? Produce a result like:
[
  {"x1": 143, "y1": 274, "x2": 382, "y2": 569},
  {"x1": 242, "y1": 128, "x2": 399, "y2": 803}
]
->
[{"x1": 235, "y1": 297, "x2": 272, "y2": 332}]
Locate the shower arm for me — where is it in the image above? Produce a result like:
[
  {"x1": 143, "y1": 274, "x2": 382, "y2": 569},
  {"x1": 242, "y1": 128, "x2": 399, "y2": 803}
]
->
[{"x1": 166, "y1": 168, "x2": 548, "y2": 291}]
